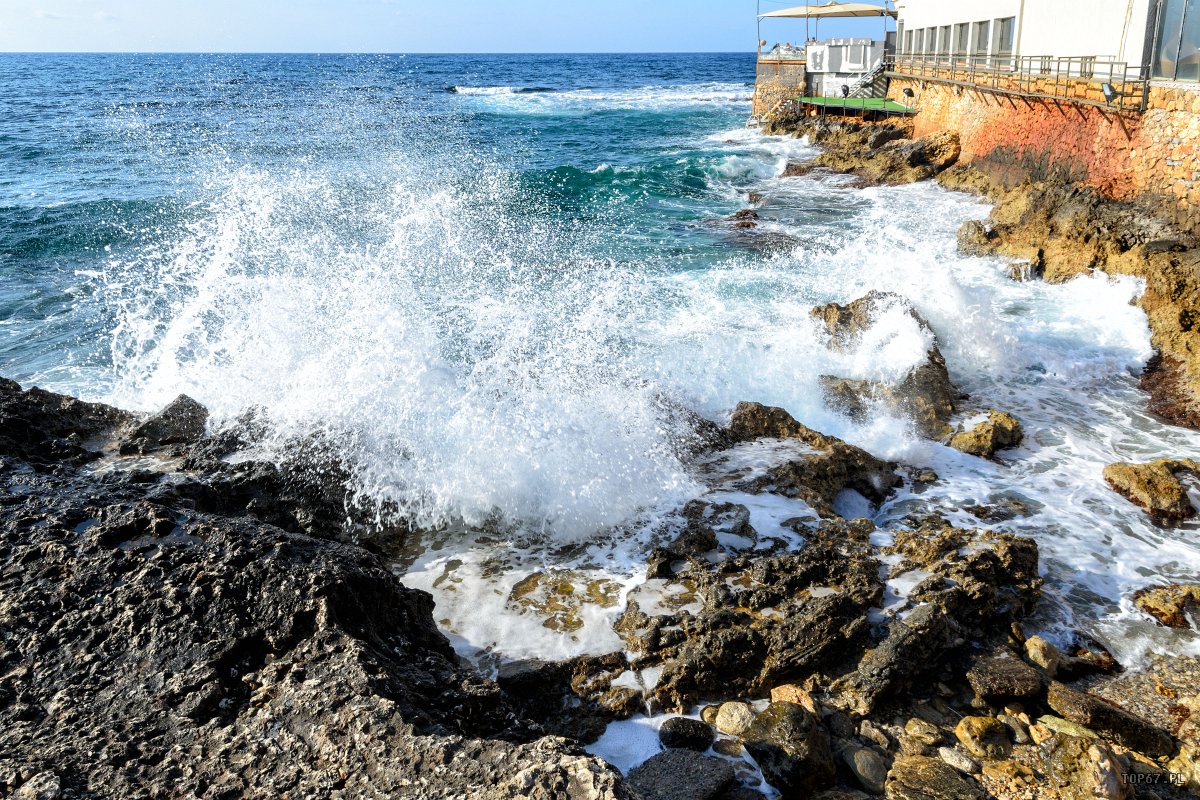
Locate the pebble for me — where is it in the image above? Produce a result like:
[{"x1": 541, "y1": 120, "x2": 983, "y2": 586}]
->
[
  {"x1": 714, "y1": 702, "x2": 756, "y2": 738},
  {"x1": 938, "y1": 746, "x2": 982, "y2": 775}
]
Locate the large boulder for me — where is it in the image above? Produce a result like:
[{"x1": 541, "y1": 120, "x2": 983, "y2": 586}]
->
[
  {"x1": 948, "y1": 411, "x2": 1023, "y2": 457},
  {"x1": 1103, "y1": 459, "x2": 1200, "y2": 525},
  {"x1": 728, "y1": 401, "x2": 901, "y2": 517},
  {"x1": 883, "y1": 754, "x2": 983, "y2": 800},
  {"x1": 811, "y1": 292, "x2": 959, "y2": 440},
  {"x1": 1046, "y1": 682, "x2": 1176, "y2": 758},
  {"x1": 119, "y1": 393, "x2": 209, "y2": 454},
  {"x1": 0, "y1": 379, "x2": 635, "y2": 800},
  {"x1": 626, "y1": 750, "x2": 735, "y2": 800},
  {"x1": 743, "y1": 702, "x2": 836, "y2": 797},
  {"x1": 1040, "y1": 734, "x2": 1133, "y2": 800},
  {"x1": 807, "y1": 131, "x2": 961, "y2": 185}
]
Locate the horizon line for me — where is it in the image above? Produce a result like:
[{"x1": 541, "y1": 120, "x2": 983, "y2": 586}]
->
[{"x1": 0, "y1": 50, "x2": 759, "y2": 56}]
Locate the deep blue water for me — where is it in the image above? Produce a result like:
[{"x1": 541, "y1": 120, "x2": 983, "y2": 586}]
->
[{"x1": 0, "y1": 53, "x2": 759, "y2": 389}]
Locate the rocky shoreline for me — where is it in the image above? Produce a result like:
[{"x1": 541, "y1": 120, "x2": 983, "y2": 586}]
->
[{"x1": 4, "y1": 118, "x2": 1200, "y2": 800}]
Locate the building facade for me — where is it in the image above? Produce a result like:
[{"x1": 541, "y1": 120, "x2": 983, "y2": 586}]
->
[{"x1": 895, "y1": 0, "x2": 1197, "y2": 81}]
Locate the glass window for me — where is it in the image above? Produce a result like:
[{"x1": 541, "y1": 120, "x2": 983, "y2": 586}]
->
[
  {"x1": 1154, "y1": 0, "x2": 1199, "y2": 80},
  {"x1": 954, "y1": 23, "x2": 970, "y2": 55},
  {"x1": 939, "y1": 26, "x2": 952, "y2": 55},
  {"x1": 974, "y1": 20, "x2": 991, "y2": 57},
  {"x1": 904, "y1": 29, "x2": 914, "y2": 54},
  {"x1": 996, "y1": 17, "x2": 1015, "y2": 58},
  {"x1": 925, "y1": 28, "x2": 937, "y2": 55}
]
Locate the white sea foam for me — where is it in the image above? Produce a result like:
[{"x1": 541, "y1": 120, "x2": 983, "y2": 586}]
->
[
  {"x1": 451, "y1": 82, "x2": 752, "y2": 113},
  {"x1": 96, "y1": 106, "x2": 1200, "y2": 669}
]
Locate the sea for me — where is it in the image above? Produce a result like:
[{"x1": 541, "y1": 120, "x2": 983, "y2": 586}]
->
[{"x1": 3, "y1": 53, "x2": 1199, "y2": 690}]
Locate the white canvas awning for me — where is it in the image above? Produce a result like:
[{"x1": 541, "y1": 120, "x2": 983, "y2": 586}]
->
[{"x1": 759, "y1": 2, "x2": 897, "y2": 19}]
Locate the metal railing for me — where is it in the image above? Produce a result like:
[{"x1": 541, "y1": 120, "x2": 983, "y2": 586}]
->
[{"x1": 886, "y1": 52, "x2": 1151, "y2": 113}]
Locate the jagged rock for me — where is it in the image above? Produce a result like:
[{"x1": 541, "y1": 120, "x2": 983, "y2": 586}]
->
[
  {"x1": 1167, "y1": 742, "x2": 1200, "y2": 794},
  {"x1": 727, "y1": 401, "x2": 901, "y2": 517},
  {"x1": 1046, "y1": 682, "x2": 1176, "y2": 758},
  {"x1": 626, "y1": 750, "x2": 735, "y2": 800},
  {"x1": 743, "y1": 702, "x2": 836, "y2": 797},
  {"x1": 966, "y1": 650, "x2": 1043, "y2": 701},
  {"x1": 1133, "y1": 583, "x2": 1200, "y2": 628},
  {"x1": 884, "y1": 754, "x2": 984, "y2": 800},
  {"x1": 771, "y1": 684, "x2": 819, "y2": 714},
  {"x1": 844, "y1": 745, "x2": 890, "y2": 794},
  {"x1": 119, "y1": 393, "x2": 209, "y2": 453},
  {"x1": 953, "y1": 717, "x2": 1011, "y2": 761},
  {"x1": 0, "y1": 379, "x2": 635, "y2": 800},
  {"x1": 904, "y1": 718, "x2": 943, "y2": 747},
  {"x1": 1040, "y1": 735, "x2": 1133, "y2": 800},
  {"x1": 810, "y1": 131, "x2": 961, "y2": 186},
  {"x1": 811, "y1": 292, "x2": 959, "y2": 440},
  {"x1": 948, "y1": 411, "x2": 1023, "y2": 457},
  {"x1": 659, "y1": 717, "x2": 714, "y2": 752},
  {"x1": 714, "y1": 702, "x2": 757, "y2": 738},
  {"x1": 1104, "y1": 459, "x2": 1200, "y2": 525},
  {"x1": 956, "y1": 220, "x2": 995, "y2": 257}
]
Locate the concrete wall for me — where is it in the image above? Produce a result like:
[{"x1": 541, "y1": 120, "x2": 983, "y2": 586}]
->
[
  {"x1": 896, "y1": 0, "x2": 1155, "y2": 64},
  {"x1": 887, "y1": 75, "x2": 1200, "y2": 235}
]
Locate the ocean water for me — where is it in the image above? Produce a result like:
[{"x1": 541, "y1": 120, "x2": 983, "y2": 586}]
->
[{"x1": 4, "y1": 53, "x2": 1200, "y2": 674}]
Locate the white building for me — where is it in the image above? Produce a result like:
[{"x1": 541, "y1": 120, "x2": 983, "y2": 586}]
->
[{"x1": 894, "y1": 0, "x2": 1198, "y2": 82}]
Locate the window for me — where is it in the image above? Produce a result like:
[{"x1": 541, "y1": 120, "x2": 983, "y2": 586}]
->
[
  {"x1": 973, "y1": 20, "x2": 991, "y2": 57},
  {"x1": 954, "y1": 23, "x2": 969, "y2": 55},
  {"x1": 939, "y1": 26, "x2": 952, "y2": 55},
  {"x1": 925, "y1": 29, "x2": 937, "y2": 55},
  {"x1": 995, "y1": 17, "x2": 1015, "y2": 59},
  {"x1": 1156, "y1": 0, "x2": 1199, "y2": 81},
  {"x1": 904, "y1": 29, "x2": 914, "y2": 54}
]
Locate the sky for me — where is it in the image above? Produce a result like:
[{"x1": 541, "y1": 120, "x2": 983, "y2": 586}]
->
[{"x1": 0, "y1": 0, "x2": 892, "y2": 53}]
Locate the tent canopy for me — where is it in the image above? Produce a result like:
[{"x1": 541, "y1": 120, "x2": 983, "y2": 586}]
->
[{"x1": 759, "y1": 2, "x2": 897, "y2": 19}]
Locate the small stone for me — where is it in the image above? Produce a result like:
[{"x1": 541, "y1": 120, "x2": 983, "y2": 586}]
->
[
  {"x1": 904, "y1": 717, "x2": 943, "y2": 746},
  {"x1": 712, "y1": 738, "x2": 742, "y2": 757},
  {"x1": 771, "y1": 684, "x2": 819, "y2": 714},
  {"x1": 997, "y1": 713, "x2": 1031, "y2": 745},
  {"x1": 982, "y1": 760, "x2": 1035, "y2": 783},
  {"x1": 954, "y1": 716, "x2": 1012, "y2": 760},
  {"x1": 1024, "y1": 635, "x2": 1064, "y2": 677},
  {"x1": 1036, "y1": 715, "x2": 1098, "y2": 740},
  {"x1": 701, "y1": 705, "x2": 720, "y2": 726},
  {"x1": 937, "y1": 746, "x2": 982, "y2": 775},
  {"x1": 859, "y1": 719, "x2": 892, "y2": 750},
  {"x1": 659, "y1": 716, "x2": 715, "y2": 752},
  {"x1": 714, "y1": 702, "x2": 756, "y2": 738},
  {"x1": 843, "y1": 746, "x2": 889, "y2": 794}
]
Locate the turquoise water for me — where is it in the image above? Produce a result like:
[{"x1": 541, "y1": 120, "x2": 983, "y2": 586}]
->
[{"x1": 4, "y1": 53, "x2": 1200, "y2": 666}]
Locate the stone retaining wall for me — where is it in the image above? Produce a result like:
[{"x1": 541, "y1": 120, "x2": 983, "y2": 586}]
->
[
  {"x1": 753, "y1": 59, "x2": 807, "y2": 120},
  {"x1": 887, "y1": 77, "x2": 1200, "y2": 236}
]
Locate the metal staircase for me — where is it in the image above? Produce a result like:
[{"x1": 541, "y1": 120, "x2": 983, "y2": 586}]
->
[{"x1": 845, "y1": 63, "x2": 886, "y2": 97}]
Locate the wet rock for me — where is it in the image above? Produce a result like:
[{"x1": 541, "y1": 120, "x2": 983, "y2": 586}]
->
[
  {"x1": 884, "y1": 754, "x2": 983, "y2": 800},
  {"x1": 0, "y1": 378, "x2": 130, "y2": 467},
  {"x1": 119, "y1": 394, "x2": 208, "y2": 454},
  {"x1": 701, "y1": 705, "x2": 720, "y2": 726},
  {"x1": 0, "y1": 380, "x2": 636, "y2": 799},
  {"x1": 811, "y1": 292, "x2": 959, "y2": 440},
  {"x1": 810, "y1": 131, "x2": 961, "y2": 186},
  {"x1": 956, "y1": 220, "x2": 996, "y2": 257},
  {"x1": 844, "y1": 746, "x2": 889, "y2": 794},
  {"x1": 660, "y1": 717, "x2": 715, "y2": 752},
  {"x1": 859, "y1": 720, "x2": 892, "y2": 751},
  {"x1": 743, "y1": 702, "x2": 836, "y2": 797},
  {"x1": 1103, "y1": 459, "x2": 1200, "y2": 525},
  {"x1": 904, "y1": 718, "x2": 943, "y2": 748},
  {"x1": 1046, "y1": 682, "x2": 1177, "y2": 758},
  {"x1": 966, "y1": 650, "x2": 1043, "y2": 701},
  {"x1": 1041, "y1": 734, "x2": 1133, "y2": 800},
  {"x1": 714, "y1": 702, "x2": 757, "y2": 738},
  {"x1": 728, "y1": 401, "x2": 901, "y2": 517},
  {"x1": 997, "y1": 714, "x2": 1031, "y2": 745},
  {"x1": 936, "y1": 747, "x2": 981, "y2": 776},
  {"x1": 626, "y1": 750, "x2": 735, "y2": 800},
  {"x1": 953, "y1": 717, "x2": 1011, "y2": 760},
  {"x1": 497, "y1": 655, "x2": 637, "y2": 743},
  {"x1": 1133, "y1": 583, "x2": 1200, "y2": 629},
  {"x1": 1025, "y1": 635, "x2": 1066, "y2": 677},
  {"x1": 770, "y1": 684, "x2": 819, "y2": 714},
  {"x1": 948, "y1": 411, "x2": 1023, "y2": 457}
]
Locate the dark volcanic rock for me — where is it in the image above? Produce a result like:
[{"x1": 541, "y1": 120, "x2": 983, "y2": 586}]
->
[
  {"x1": 743, "y1": 702, "x2": 836, "y2": 797},
  {"x1": 119, "y1": 393, "x2": 209, "y2": 454},
  {"x1": 728, "y1": 401, "x2": 901, "y2": 516},
  {"x1": 1046, "y1": 682, "x2": 1177, "y2": 758},
  {"x1": 811, "y1": 292, "x2": 959, "y2": 440},
  {"x1": 966, "y1": 650, "x2": 1044, "y2": 702},
  {"x1": 659, "y1": 716, "x2": 716, "y2": 752},
  {"x1": 0, "y1": 379, "x2": 634, "y2": 799},
  {"x1": 626, "y1": 750, "x2": 735, "y2": 800}
]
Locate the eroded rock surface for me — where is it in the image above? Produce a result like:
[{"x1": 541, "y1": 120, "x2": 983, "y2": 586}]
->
[
  {"x1": 0, "y1": 379, "x2": 635, "y2": 800},
  {"x1": 1104, "y1": 458, "x2": 1200, "y2": 525},
  {"x1": 948, "y1": 411, "x2": 1024, "y2": 458}
]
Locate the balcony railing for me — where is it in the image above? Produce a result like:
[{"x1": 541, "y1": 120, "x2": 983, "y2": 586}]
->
[{"x1": 887, "y1": 53, "x2": 1150, "y2": 113}]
